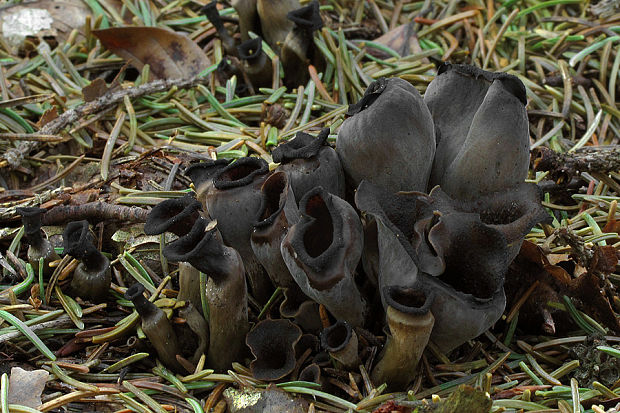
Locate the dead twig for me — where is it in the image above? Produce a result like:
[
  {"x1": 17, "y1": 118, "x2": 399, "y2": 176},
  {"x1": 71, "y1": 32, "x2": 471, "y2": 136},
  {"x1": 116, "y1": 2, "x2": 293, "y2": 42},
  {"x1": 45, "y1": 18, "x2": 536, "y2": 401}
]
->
[
  {"x1": 532, "y1": 146, "x2": 620, "y2": 183},
  {"x1": 41, "y1": 202, "x2": 149, "y2": 225}
]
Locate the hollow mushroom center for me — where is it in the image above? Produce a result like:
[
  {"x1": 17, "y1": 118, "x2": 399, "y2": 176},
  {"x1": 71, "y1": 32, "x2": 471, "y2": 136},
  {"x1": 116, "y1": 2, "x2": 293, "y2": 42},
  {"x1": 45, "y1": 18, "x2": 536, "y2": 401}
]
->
[
  {"x1": 260, "y1": 174, "x2": 287, "y2": 221},
  {"x1": 391, "y1": 288, "x2": 427, "y2": 309},
  {"x1": 303, "y1": 194, "x2": 333, "y2": 258},
  {"x1": 220, "y1": 164, "x2": 260, "y2": 182},
  {"x1": 260, "y1": 340, "x2": 288, "y2": 370},
  {"x1": 324, "y1": 323, "x2": 348, "y2": 349}
]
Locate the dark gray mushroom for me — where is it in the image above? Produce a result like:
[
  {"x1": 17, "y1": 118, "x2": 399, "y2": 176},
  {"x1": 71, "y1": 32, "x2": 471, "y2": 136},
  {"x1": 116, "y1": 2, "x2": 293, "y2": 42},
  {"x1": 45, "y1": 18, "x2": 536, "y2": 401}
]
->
[
  {"x1": 337, "y1": 77, "x2": 436, "y2": 193},
  {"x1": 272, "y1": 128, "x2": 345, "y2": 202},
  {"x1": 246, "y1": 318, "x2": 302, "y2": 381},
  {"x1": 63, "y1": 221, "x2": 111, "y2": 303},
  {"x1": 164, "y1": 217, "x2": 249, "y2": 371},
  {"x1": 320, "y1": 321, "x2": 359, "y2": 369},
  {"x1": 237, "y1": 37, "x2": 272, "y2": 88},
  {"x1": 16, "y1": 207, "x2": 59, "y2": 278},
  {"x1": 257, "y1": 0, "x2": 300, "y2": 49},
  {"x1": 281, "y1": 187, "x2": 367, "y2": 326},
  {"x1": 204, "y1": 157, "x2": 273, "y2": 303},
  {"x1": 425, "y1": 63, "x2": 530, "y2": 199}
]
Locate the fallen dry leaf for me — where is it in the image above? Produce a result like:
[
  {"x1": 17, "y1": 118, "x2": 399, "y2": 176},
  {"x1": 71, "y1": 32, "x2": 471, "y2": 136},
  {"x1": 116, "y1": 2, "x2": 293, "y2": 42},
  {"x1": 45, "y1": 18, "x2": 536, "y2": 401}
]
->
[
  {"x1": 8, "y1": 367, "x2": 49, "y2": 408},
  {"x1": 93, "y1": 26, "x2": 211, "y2": 80}
]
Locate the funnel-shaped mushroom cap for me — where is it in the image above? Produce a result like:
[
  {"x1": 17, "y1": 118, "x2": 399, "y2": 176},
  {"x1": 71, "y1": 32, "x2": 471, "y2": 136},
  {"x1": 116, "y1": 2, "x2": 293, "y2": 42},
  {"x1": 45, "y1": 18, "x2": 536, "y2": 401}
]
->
[
  {"x1": 238, "y1": 37, "x2": 263, "y2": 63},
  {"x1": 425, "y1": 63, "x2": 529, "y2": 199},
  {"x1": 298, "y1": 363, "x2": 322, "y2": 386},
  {"x1": 320, "y1": 321, "x2": 359, "y2": 369},
  {"x1": 237, "y1": 37, "x2": 272, "y2": 87},
  {"x1": 202, "y1": 1, "x2": 237, "y2": 56},
  {"x1": 286, "y1": 0, "x2": 323, "y2": 31},
  {"x1": 371, "y1": 285, "x2": 435, "y2": 390},
  {"x1": 355, "y1": 180, "x2": 506, "y2": 352},
  {"x1": 144, "y1": 195, "x2": 202, "y2": 236},
  {"x1": 251, "y1": 172, "x2": 302, "y2": 292},
  {"x1": 125, "y1": 283, "x2": 154, "y2": 317},
  {"x1": 231, "y1": 0, "x2": 259, "y2": 40},
  {"x1": 257, "y1": 0, "x2": 299, "y2": 48},
  {"x1": 164, "y1": 217, "x2": 240, "y2": 283},
  {"x1": 247, "y1": 319, "x2": 302, "y2": 381},
  {"x1": 63, "y1": 220, "x2": 111, "y2": 302},
  {"x1": 280, "y1": 289, "x2": 322, "y2": 333},
  {"x1": 273, "y1": 128, "x2": 345, "y2": 202},
  {"x1": 206, "y1": 157, "x2": 273, "y2": 301},
  {"x1": 337, "y1": 77, "x2": 436, "y2": 193},
  {"x1": 185, "y1": 159, "x2": 231, "y2": 203},
  {"x1": 281, "y1": 187, "x2": 367, "y2": 326},
  {"x1": 17, "y1": 206, "x2": 58, "y2": 277},
  {"x1": 16, "y1": 207, "x2": 46, "y2": 241},
  {"x1": 63, "y1": 220, "x2": 90, "y2": 259}
]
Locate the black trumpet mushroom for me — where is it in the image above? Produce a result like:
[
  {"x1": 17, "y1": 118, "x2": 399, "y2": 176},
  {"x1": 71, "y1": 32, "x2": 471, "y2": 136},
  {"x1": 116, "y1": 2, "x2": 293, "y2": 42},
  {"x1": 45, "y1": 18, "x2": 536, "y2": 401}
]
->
[
  {"x1": 231, "y1": 0, "x2": 260, "y2": 41},
  {"x1": 272, "y1": 128, "x2": 345, "y2": 202},
  {"x1": 246, "y1": 318, "x2": 302, "y2": 381},
  {"x1": 355, "y1": 181, "x2": 507, "y2": 352},
  {"x1": 62, "y1": 221, "x2": 111, "y2": 303},
  {"x1": 257, "y1": 0, "x2": 300, "y2": 49},
  {"x1": 125, "y1": 283, "x2": 184, "y2": 373},
  {"x1": 202, "y1": 2, "x2": 237, "y2": 57},
  {"x1": 164, "y1": 217, "x2": 249, "y2": 371},
  {"x1": 371, "y1": 286, "x2": 435, "y2": 390},
  {"x1": 16, "y1": 207, "x2": 59, "y2": 278},
  {"x1": 337, "y1": 77, "x2": 436, "y2": 193},
  {"x1": 237, "y1": 37, "x2": 273, "y2": 88},
  {"x1": 281, "y1": 187, "x2": 367, "y2": 326},
  {"x1": 203, "y1": 157, "x2": 273, "y2": 303},
  {"x1": 425, "y1": 63, "x2": 530, "y2": 199},
  {"x1": 320, "y1": 321, "x2": 359, "y2": 369},
  {"x1": 281, "y1": 0, "x2": 324, "y2": 87},
  {"x1": 144, "y1": 195, "x2": 205, "y2": 312}
]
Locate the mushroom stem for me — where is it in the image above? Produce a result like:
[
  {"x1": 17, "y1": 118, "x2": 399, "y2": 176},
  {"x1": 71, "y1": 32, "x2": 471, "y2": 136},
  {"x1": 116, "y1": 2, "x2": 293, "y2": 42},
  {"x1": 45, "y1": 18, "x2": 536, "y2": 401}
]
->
[
  {"x1": 237, "y1": 37, "x2": 273, "y2": 88},
  {"x1": 63, "y1": 221, "x2": 111, "y2": 303},
  {"x1": 164, "y1": 218, "x2": 249, "y2": 371},
  {"x1": 231, "y1": 0, "x2": 259, "y2": 41},
  {"x1": 125, "y1": 283, "x2": 184, "y2": 373},
  {"x1": 371, "y1": 286, "x2": 435, "y2": 390},
  {"x1": 16, "y1": 207, "x2": 59, "y2": 278},
  {"x1": 320, "y1": 321, "x2": 359, "y2": 370},
  {"x1": 177, "y1": 262, "x2": 203, "y2": 316}
]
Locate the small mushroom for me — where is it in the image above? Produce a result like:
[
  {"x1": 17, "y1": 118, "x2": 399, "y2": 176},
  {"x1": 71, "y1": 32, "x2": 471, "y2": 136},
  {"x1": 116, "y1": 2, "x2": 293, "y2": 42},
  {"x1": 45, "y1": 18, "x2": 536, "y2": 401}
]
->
[
  {"x1": 251, "y1": 171, "x2": 303, "y2": 294},
  {"x1": 202, "y1": 2, "x2": 237, "y2": 56},
  {"x1": 62, "y1": 221, "x2": 111, "y2": 303},
  {"x1": 125, "y1": 283, "x2": 184, "y2": 373},
  {"x1": 320, "y1": 321, "x2": 359, "y2": 369},
  {"x1": 281, "y1": 0, "x2": 324, "y2": 87},
  {"x1": 204, "y1": 157, "x2": 273, "y2": 303},
  {"x1": 246, "y1": 318, "x2": 302, "y2": 381},
  {"x1": 272, "y1": 128, "x2": 345, "y2": 202},
  {"x1": 337, "y1": 77, "x2": 436, "y2": 193},
  {"x1": 231, "y1": 0, "x2": 260, "y2": 41},
  {"x1": 144, "y1": 195, "x2": 205, "y2": 312},
  {"x1": 425, "y1": 63, "x2": 529, "y2": 199},
  {"x1": 298, "y1": 363, "x2": 323, "y2": 389},
  {"x1": 281, "y1": 187, "x2": 367, "y2": 326},
  {"x1": 16, "y1": 207, "x2": 59, "y2": 278},
  {"x1": 164, "y1": 217, "x2": 249, "y2": 371},
  {"x1": 371, "y1": 286, "x2": 435, "y2": 390},
  {"x1": 257, "y1": 0, "x2": 300, "y2": 49},
  {"x1": 280, "y1": 289, "x2": 322, "y2": 333},
  {"x1": 237, "y1": 37, "x2": 273, "y2": 90}
]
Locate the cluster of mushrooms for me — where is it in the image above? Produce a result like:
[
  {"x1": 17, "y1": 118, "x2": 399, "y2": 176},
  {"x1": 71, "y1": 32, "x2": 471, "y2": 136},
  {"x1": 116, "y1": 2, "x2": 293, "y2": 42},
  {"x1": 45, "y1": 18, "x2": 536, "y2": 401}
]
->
[
  {"x1": 203, "y1": 0, "x2": 325, "y2": 89},
  {"x1": 17, "y1": 63, "x2": 550, "y2": 391}
]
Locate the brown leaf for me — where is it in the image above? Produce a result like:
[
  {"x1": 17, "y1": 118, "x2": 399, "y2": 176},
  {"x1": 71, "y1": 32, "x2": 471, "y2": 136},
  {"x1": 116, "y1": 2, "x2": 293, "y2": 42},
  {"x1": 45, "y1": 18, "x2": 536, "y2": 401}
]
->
[
  {"x1": 570, "y1": 272, "x2": 620, "y2": 334},
  {"x1": 93, "y1": 27, "x2": 211, "y2": 80},
  {"x1": 82, "y1": 78, "x2": 108, "y2": 102},
  {"x1": 8, "y1": 367, "x2": 49, "y2": 408},
  {"x1": 35, "y1": 106, "x2": 58, "y2": 129}
]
